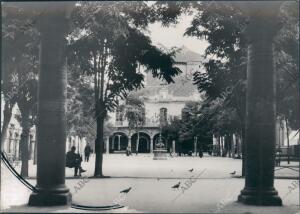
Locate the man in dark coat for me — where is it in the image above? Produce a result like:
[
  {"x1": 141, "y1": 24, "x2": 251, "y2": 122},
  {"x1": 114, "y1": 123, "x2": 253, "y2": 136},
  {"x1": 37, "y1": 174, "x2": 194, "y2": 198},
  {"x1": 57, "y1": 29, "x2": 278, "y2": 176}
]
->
[
  {"x1": 84, "y1": 143, "x2": 92, "y2": 162},
  {"x1": 66, "y1": 146, "x2": 86, "y2": 176}
]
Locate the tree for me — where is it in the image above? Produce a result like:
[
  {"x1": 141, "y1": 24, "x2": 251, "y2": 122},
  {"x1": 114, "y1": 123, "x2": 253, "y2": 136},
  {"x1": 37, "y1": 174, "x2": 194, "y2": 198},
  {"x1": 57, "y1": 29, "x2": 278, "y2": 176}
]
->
[
  {"x1": 1, "y1": 4, "x2": 38, "y2": 149},
  {"x1": 68, "y1": 2, "x2": 181, "y2": 177},
  {"x1": 67, "y1": 65, "x2": 118, "y2": 151},
  {"x1": 161, "y1": 116, "x2": 182, "y2": 153},
  {"x1": 154, "y1": 0, "x2": 298, "y2": 172},
  {"x1": 2, "y1": 4, "x2": 39, "y2": 177},
  {"x1": 120, "y1": 94, "x2": 145, "y2": 153},
  {"x1": 162, "y1": 116, "x2": 181, "y2": 143},
  {"x1": 161, "y1": 101, "x2": 213, "y2": 154},
  {"x1": 16, "y1": 78, "x2": 38, "y2": 177},
  {"x1": 67, "y1": 66, "x2": 96, "y2": 147},
  {"x1": 275, "y1": 1, "x2": 299, "y2": 130}
]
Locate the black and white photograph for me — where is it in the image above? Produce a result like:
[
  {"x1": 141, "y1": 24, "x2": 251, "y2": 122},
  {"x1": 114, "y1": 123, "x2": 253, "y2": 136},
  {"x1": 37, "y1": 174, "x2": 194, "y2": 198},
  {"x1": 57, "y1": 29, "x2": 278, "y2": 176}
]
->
[{"x1": 1, "y1": 1, "x2": 299, "y2": 213}]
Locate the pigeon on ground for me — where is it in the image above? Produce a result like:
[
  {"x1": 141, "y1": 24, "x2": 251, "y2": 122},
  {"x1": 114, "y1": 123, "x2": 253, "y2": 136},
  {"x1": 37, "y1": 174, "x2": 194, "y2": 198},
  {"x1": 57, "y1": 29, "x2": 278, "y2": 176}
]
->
[
  {"x1": 120, "y1": 187, "x2": 132, "y2": 194},
  {"x1": 189, "y1": 168, "x2": 194, "y2": 172},
  {"x1": 230, "y1": 171, "x2": 236, "y2": 175},
  {"x1": 172, "y1": 182, "x2": 180, "y2": 189}
]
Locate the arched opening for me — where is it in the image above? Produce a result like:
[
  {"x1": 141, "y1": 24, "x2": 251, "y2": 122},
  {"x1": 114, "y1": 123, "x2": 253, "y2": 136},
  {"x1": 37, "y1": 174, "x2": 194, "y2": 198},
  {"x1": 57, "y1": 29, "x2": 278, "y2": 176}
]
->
[
  {"x1": 110, "y1": 132, "x2": 128, "y2": 152},
  {"x1": 131, "y1": 132, "x2": 151, "y2": 153}
]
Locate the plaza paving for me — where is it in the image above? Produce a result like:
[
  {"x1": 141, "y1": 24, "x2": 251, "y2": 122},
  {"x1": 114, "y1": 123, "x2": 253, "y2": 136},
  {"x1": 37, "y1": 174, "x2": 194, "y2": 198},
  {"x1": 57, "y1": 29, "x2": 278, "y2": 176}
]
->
[{"x1": 1, "y1": 154, "x2": 299, "y2": 213}]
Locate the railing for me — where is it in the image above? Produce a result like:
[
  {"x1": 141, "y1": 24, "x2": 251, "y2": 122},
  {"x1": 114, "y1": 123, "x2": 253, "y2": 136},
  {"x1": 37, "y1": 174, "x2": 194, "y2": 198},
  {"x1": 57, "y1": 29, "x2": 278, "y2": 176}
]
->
[{"x1": 115, "y1": 119, "x2": 160, "y2": 128}]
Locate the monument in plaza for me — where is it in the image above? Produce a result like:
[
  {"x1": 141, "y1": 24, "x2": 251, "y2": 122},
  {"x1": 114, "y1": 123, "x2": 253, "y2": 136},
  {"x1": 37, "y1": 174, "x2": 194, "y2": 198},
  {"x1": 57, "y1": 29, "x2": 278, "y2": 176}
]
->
[{"x1": 153, "y1": 136, "x2": 168, "y2": 160}]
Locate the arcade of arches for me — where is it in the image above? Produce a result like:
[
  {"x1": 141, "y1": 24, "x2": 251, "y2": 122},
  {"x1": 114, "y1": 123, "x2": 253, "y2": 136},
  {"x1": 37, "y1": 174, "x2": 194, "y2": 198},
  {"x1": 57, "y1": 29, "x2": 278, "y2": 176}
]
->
[{"x1": 107, "y1": 131, "x2": 173, "y2": 153}]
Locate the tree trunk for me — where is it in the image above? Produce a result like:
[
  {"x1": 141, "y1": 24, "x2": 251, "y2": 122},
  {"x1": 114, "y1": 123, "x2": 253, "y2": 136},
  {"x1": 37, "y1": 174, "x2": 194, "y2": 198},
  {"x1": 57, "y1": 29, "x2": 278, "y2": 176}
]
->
[
  {"x1": 241, "y1": 128, "x2": 245, "y2": 177},
  {"x1": 1, "y1": 102, "x2": 14, "y2": 150},
  {"x1": 94, "y1": 105, "x2": 105, "y2": 177},
  {"x1": 33, "y1": 137, "x2": 37, "y2": 165},
  {"x1": 285, "y1": 118, "x2": 290, "y2": 164},
  {"x1": 20, "y1": 111, "x2": 30, "y2": 177},
  {"x1": 217, "y1": 136, "x2": 221, "y2": 156},
  {"x1": 136, "y1": 131, "x2": 140, "y2": 154}
]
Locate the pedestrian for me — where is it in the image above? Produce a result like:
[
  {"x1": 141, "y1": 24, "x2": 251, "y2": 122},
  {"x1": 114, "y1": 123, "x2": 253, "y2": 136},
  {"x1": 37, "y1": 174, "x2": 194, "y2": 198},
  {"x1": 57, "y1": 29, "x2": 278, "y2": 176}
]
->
[
  {"x1": 84, "y1": 143, "x2": 92, "y2": 162},
  {"x1": 66, "y1": 146, "x2": 86, "y2": 177},
  {"x1": 199, "y1": 148, "x2": 203, "y2": 158},
  {"x1": 126, "y1": 146, "x2": 132, "y2": 156}
]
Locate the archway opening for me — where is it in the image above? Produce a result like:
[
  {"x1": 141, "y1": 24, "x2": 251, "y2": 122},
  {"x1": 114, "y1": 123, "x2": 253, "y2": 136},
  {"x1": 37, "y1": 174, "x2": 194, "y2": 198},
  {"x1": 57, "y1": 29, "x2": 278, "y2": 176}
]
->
[
  {"x1": 152, "y1": 133, "x2": 168, "y2": 151},
  {"x1": 131, "y1": 132, "x2": 151, "y2": 153},
  {"x1": 110, "y1": 132, "x2": 128, "y2": 152}
]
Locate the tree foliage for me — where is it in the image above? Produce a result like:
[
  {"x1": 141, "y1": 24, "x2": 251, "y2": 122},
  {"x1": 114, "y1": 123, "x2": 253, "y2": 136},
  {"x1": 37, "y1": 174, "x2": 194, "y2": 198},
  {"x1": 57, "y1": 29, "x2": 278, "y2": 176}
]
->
[
  {"x1": 162, "y1": 101, "x2": 213, "y2": 151},
  {"x1": 150, "y1": 2, "x2": 298, "y2": 168},
  {"x1": 121, "y1": 94, "x2": 145, "y2": 132},
  {"x1": 155, "y1": 1, "x2": 299, "y2": 134},
  {"x1": 2, "y1": 4, "x2": 39, "y2": 176},
  {"x1": 67, "y1": 2, "x2": 181, "y2": 176}
]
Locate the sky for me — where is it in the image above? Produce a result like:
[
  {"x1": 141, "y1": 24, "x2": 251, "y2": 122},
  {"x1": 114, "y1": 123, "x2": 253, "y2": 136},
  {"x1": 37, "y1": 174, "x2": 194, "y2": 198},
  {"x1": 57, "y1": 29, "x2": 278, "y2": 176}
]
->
[{"x1": 148, "y1": 14, "x2": 209, "y2": 55}]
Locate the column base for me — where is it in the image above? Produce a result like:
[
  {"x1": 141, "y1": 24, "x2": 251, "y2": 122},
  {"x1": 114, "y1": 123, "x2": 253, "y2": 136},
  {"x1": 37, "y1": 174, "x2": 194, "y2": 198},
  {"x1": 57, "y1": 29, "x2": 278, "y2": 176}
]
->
[
  {"x1": 238, "y1": 188, "x2": 282, "y2": 206},
  {"x1": 28, "y1": 191, "x2": 72, "y2": 206}
]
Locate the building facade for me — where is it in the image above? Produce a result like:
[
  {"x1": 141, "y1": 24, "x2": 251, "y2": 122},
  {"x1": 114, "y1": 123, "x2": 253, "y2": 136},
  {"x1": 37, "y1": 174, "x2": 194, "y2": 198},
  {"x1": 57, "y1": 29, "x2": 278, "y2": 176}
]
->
[
  {"x1": 106, "y1": 47, "x2": 203, "y2": 153},
  {"x1": 1, "y1": 97, "x2": 87, "y2": 161}
]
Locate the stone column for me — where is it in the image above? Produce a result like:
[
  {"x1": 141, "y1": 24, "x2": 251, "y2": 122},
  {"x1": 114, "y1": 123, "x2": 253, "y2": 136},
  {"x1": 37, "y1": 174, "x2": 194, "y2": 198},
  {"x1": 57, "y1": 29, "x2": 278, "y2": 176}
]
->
[
  {"x1": 150, "y1": 137, "x2": 154, "y2": 153},
  {"x1": 28, "y1": 4, "x2": 73, "y2": 206},
  {"x1": 237, "y1": 1, "x2": 282, "y2": 206},
  {"x1": 106, "y1": 137, "x2": 109, "y2": 154},
  {"x1": 172, "y1": 140, "x2": 175, "y2": 153},
  {"x1": 194, "y1": 137, "x2": 197, "y2": 156},
  {"x1": 117, "y1": 135, "x2": 121, "y2": 151},
  {"x1": 3, "y1": 130, "x2": 10, "y2": 154},
  {"x1": 15, "y1": 135, "x2": 19, "y2": 160},
  {"x1": 29, "y1": 134, "x2": 33, "y2": 160},
  {"x1": 128, "y1": 137, "x2": 131, "y2": 149}
]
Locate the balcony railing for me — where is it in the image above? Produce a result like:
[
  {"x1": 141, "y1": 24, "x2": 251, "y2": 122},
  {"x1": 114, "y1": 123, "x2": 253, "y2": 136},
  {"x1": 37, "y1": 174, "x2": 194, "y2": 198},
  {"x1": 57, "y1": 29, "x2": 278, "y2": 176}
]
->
[{"x1": 115, "y1": 118, "x2": 160, "y2": 128}]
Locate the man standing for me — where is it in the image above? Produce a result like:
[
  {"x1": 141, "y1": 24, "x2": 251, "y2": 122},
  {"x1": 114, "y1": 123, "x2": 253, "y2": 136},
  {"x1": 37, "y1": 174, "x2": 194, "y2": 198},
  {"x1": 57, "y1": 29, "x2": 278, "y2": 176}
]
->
[{"x1": 84, "y1": 143, "x2": 92, "y2": 162}]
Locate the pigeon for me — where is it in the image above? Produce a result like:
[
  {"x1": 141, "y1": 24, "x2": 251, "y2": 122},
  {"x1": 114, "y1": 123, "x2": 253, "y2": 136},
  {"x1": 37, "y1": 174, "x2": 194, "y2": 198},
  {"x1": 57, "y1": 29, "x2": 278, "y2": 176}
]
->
[
  {"x1": 172, "y1": 182, "x2": 181, "y2": 189},
  {"x1": 120, "y1": 187, "x2": 132, "y2": 194},
  {"x1": 188, "y1": 168, "x2": 194, "y2": 172},
  {"x1": 230, "y1": 171, "x2": 236, "y2": 175}
]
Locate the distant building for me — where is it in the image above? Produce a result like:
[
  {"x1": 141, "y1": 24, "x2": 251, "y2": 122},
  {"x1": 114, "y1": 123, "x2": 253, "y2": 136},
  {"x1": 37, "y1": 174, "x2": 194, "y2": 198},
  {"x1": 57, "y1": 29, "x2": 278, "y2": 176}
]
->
[
  {"x1": 1, "y1": 98, "x2": 36, "y2": 161},
  {"x1": 106, "y1": 46, "x2": 203, "y2": 153},
  {"x1": 1, "y1": 95, "x2": 87, "y2": 160}
]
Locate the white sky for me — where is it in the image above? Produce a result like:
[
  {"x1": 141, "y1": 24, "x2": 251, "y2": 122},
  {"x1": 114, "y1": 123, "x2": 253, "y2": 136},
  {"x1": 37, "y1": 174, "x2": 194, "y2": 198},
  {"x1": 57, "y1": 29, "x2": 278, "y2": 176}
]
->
[{"x1": 148, "y1": 14, "x2": 209, "y2": 55}]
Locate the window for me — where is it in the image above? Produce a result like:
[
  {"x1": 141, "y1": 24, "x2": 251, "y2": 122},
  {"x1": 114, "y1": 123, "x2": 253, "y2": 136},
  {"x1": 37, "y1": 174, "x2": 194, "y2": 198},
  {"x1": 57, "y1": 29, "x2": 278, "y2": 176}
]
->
[
  {"x1": 159, "y1": 108, "x2": 167, "y2": 125},
  {"x1": 116, "y1": 107, "x2": 123, "y2": 125}
]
